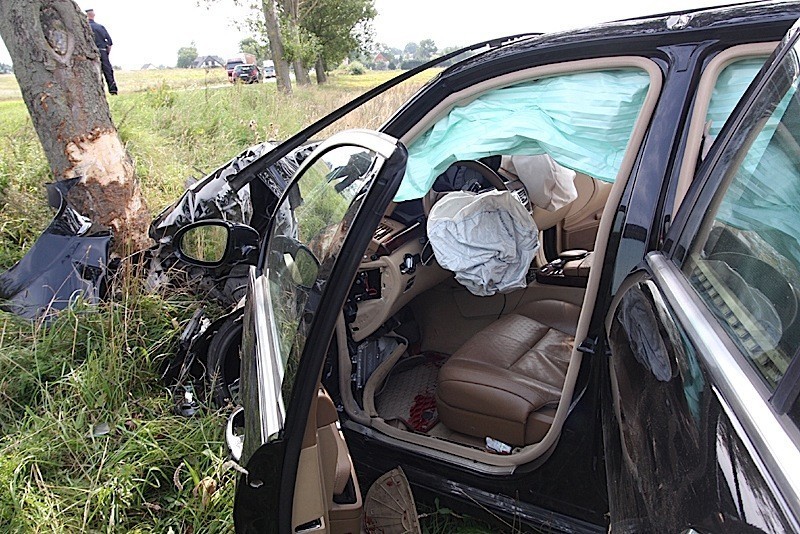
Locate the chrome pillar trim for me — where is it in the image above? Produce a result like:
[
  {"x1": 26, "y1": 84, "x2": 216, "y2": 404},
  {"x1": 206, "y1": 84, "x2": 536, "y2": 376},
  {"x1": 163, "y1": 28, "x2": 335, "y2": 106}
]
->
[{"x1": 647, "y1": 252, "x2": 800, "y2": 529}]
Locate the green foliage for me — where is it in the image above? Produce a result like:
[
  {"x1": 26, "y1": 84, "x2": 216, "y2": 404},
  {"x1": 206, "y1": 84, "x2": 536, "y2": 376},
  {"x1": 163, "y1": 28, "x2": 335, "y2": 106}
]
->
[
  {"x1": 176, "y1": 42, "x2": 198, "y2": 69},
  {"x1": 348, "y1": 61, "x2": 366, "y2": 75},
  {"x1": 239, "y1": 36, "x2": 270, "y2": 63},
  {"x1": 280, "y1": 18, "x2": 321, "y2": 67},
  {"x1": 416, "y1": 38, "x2": 438, "y2": 60},
  {"x1": 300, "y1": 0, "x2": 377, "y2": 72}
]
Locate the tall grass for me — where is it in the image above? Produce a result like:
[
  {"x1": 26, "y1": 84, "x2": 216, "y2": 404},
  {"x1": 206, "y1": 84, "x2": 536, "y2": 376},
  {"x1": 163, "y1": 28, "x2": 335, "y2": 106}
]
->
[
  {"x1": 0, "y1": 277, "x2": 236, "y2": 532},
  {"x1": 0, "y1": 68, "x2": 435, "y2": 532}
]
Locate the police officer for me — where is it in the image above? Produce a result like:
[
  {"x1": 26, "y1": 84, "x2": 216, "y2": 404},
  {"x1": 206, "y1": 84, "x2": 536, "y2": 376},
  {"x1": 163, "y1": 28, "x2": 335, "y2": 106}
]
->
[{"x1": 85, "y1": 9, "x2": 118, "y2": 95}]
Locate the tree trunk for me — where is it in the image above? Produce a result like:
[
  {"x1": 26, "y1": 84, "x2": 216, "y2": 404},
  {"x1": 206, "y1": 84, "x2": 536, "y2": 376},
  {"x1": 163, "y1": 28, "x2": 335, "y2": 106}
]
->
[
  {"x1": 0, "y1": 0, "x2": 150, "y2": 253},
  {"x1": 293, "y1": 59, "x2": 311, "y2": 85},
  {"x1": 315, "y1": 57, "x2": 327, "y2": 84},
  {"x1": 261, "y1": 0, "x2": 292, "y2": 94},
  {"x1": 280, "y1": 0, "x2": 309, "y2": 86}
]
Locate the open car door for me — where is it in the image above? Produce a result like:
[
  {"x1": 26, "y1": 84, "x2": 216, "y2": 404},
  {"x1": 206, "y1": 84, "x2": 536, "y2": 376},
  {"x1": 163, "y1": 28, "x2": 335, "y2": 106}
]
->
[
  {"x1": 231, "y1": 130, "x2": 408, "y2": 533},
  {"x1": 604, "y1": 21, "x2": 800, "y2": 532}
]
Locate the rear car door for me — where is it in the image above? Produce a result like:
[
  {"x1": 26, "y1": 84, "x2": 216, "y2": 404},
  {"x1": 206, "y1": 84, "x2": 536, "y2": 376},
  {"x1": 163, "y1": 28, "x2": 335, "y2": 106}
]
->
[
  {"x1": 605, "y1": 22, "x2": 800, "y2": 532},
  {"x1": 232, "y1": 130, "x2": 408, "y2": 533}
]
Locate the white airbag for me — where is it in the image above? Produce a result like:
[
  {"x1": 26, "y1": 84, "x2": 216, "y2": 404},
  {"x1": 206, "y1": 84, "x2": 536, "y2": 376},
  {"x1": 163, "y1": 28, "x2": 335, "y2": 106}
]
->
[
  {"x1": 427, "y1": 190, "x2": 538, "y2": 297},
  {"x1": 501, "y1": 155, "x2": 577, "y2": 211}
]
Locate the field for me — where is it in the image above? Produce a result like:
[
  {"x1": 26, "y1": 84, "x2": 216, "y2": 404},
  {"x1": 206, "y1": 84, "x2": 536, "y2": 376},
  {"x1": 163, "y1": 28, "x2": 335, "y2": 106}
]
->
[{"x1": 0, "y1": 67, "x2": 495, "y2": 533}]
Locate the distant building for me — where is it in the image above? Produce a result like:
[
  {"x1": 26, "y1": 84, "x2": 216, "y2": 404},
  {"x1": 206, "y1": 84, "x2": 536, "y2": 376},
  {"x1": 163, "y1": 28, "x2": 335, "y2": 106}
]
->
[
  {"x1": 373, "y1": 53, "x2": 390, "y2": 70},
  {"x1": 192, "y1": 56, "x2": 224, "y2": 69},
  {"x1": 140, "y1": 63, "x2": 159, "y2": 70}
]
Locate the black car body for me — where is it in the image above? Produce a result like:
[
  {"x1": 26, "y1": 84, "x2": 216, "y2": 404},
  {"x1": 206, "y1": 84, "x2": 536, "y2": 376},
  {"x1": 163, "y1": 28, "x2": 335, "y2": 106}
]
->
[{"x1": 165, "y1": 3, "x2": 800, "y2": 533}]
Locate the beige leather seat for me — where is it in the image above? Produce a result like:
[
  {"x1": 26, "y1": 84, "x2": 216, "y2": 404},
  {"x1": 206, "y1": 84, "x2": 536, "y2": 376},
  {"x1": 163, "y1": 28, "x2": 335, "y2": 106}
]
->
[{"x1": 436, "y1": 311, "x2": 576, "y2": 447}]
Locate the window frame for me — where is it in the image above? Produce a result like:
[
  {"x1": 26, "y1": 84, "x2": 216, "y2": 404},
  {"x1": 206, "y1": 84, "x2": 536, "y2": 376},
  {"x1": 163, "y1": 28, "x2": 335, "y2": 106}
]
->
[{"x1": 664, "y1": 27, "x2": 800, "y2": 423}]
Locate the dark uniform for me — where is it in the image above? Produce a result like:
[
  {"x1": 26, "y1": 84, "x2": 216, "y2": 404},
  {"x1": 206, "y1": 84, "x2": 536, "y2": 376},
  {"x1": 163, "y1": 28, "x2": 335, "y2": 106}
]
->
[{"x1": 88, "y1": 18, "x2": 117, "y2": 94}]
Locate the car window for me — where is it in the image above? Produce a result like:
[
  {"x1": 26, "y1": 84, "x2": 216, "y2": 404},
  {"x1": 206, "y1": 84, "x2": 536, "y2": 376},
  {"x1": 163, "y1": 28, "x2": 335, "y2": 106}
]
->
[
  {"x1": 265, "y1": 145, "x2": 379, "y2": 408},
  {"x1": 705, "y1": 57, "x2": 768, "y2": 141},
  {"x1": 682, "y1": 49, "x2": 800, "y2": 393},
  {"x1": 396, "y1": 68, "x2": 651, "y2": 201}
]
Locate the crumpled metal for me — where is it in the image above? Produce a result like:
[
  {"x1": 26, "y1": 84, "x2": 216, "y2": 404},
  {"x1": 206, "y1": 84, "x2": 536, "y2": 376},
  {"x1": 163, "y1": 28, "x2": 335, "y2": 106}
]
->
[{"x1": 0, "y1": 177, "x2": 111, "y2": 320}]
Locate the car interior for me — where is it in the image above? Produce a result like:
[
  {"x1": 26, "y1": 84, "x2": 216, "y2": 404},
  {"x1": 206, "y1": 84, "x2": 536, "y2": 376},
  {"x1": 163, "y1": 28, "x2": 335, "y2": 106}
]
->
[
  {"x1": 309, "y1": 55, "x2": 664, "y2": 472},
  {"x1": 287, "y1": 48, "x2": 778, "y2": 531}
]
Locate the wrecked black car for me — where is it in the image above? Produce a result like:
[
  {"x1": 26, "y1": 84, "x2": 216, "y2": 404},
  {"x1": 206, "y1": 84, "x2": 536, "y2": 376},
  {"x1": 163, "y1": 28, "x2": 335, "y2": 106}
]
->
[
  {"x1": 198, "y1": 5, "x2": 800, "y2": 533},
  {"x1": 5, "y1": 3, "x2": 800, "y2": 533}
]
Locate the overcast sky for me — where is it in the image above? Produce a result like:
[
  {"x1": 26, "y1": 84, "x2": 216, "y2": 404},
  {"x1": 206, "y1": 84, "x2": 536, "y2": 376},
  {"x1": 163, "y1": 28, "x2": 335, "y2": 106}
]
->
[{"x1": 0, "y1": 0, "x2": 752, "y2": 70}]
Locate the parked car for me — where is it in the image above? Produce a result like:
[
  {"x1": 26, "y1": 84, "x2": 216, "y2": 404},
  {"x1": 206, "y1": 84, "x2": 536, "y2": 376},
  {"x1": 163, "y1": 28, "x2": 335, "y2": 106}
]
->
[
  {"x1": 226, "y1": 54, "x2": 257, "y2": 82},
  {"x1": 232, "y1": 64, "x2": 262, "y2": 84},
  {"x1": 263, "y1": 61, "x2": 275, "y2": 78},
  {"x1": 167, "y1": 3, "x2": 800, "y2": 533}
]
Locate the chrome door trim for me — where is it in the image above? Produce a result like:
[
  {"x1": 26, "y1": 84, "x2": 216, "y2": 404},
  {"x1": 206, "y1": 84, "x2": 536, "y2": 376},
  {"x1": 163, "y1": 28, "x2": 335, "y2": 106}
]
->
[
  {"x1": 252, "y1": 269, "x2": 286, "y2": 443},
  {"x1": 647, "y1": 252, "x2": 800, "y2": 529}
]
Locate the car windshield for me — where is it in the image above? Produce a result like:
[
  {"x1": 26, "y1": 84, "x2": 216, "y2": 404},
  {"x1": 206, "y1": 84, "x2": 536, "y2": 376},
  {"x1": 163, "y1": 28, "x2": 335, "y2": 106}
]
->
[
  {"x1": 235, "y1": 65, "x2": 252, "y2": 73},
  {"x1": 265, "y1": 145, "x2": 380, "y2": 408}
]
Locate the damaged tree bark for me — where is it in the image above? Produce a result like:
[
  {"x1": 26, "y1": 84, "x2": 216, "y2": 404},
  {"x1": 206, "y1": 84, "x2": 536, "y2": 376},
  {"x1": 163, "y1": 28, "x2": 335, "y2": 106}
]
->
[{"x1": 0, "y1": 0, "x2": 150, "y2": 253}]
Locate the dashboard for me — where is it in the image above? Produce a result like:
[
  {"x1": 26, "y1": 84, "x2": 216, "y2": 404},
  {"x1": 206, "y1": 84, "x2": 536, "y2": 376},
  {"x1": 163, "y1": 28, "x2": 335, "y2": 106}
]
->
[{"x1": 347, "y1": 216, "x2": 450, "y2": 342}]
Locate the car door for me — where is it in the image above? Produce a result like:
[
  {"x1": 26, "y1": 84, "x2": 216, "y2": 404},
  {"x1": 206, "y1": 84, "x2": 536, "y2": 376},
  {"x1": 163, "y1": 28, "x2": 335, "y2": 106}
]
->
[
  {"x1": 605, "y1": 22, "x2": 800, "y2": 533},
  {"x1": 231, "y1": 130, "x2": 408, "y2": 533}
]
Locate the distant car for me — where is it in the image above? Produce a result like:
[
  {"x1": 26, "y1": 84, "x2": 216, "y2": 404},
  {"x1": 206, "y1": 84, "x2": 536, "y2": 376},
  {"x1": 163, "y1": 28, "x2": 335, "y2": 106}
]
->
[
  {"x1": 225, "y1": 59, "x2": 244, "y2": 81},
  {"x1": 232, "y1": 64, "x2": 262, "y2": 84},
  {"x1": 262, "y1": 64, "x2": 275, "y2": 78}
]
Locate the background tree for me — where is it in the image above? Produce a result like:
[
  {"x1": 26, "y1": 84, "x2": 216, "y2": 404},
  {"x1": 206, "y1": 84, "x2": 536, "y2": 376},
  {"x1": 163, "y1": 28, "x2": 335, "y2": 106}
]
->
[
  {"x1": 0, "y1": 0, "x2": 150, "y2": 252},
  {"x1": 403, "y1": 41, "x2": 418, "y2": 59},
  {"x1": 261, "y1": 0, "x2": 293, "y2": 93},
  {"x1": 416, "y1": 38, "x2": 437, "y2": 60},
  {"x1": 239, "y1": 36, "x2": 269, "y2": 63},
  {"x1": 280, "y1": 0, "x2": 312, "y2": 85},
  {"x1": 299, "y1": 0, "x2": 376, "y2": 84},
  {"x1": 176, "y1": 42, "x2": 198, "y2": 68}
]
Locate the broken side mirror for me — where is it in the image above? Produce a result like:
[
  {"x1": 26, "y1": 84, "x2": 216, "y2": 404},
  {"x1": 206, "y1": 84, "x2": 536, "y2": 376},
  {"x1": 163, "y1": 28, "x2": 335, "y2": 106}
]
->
[{"x1": 174, "y1": 220, "x2": 260, "y2": 267}]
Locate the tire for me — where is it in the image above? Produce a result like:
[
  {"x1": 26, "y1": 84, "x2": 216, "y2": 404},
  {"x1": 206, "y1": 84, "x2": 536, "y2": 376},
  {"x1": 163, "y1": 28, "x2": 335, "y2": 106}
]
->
[{"x1": 206, "y1": 312, "x2": 244, "y2": 407}]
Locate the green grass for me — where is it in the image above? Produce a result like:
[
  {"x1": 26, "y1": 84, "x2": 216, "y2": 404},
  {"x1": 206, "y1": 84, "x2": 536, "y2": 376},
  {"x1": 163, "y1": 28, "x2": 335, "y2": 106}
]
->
[
  {"x1": 0, "y1": 67, "x2": 446, "y2": 532},
  {"x1": 0, "y1": 282, "x2": 235, "y2": 532}
]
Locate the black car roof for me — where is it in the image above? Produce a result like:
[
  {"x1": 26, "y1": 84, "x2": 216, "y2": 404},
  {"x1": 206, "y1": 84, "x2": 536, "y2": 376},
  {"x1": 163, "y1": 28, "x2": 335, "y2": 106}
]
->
[{"x1": 443, "y1": 1, "x2": 800, "y2": 79}]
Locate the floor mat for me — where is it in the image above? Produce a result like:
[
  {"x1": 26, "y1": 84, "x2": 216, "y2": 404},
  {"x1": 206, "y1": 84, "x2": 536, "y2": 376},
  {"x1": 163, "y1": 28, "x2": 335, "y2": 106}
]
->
[{"x1": 374, "y1": 353, "x2": 447, "y2": 433}]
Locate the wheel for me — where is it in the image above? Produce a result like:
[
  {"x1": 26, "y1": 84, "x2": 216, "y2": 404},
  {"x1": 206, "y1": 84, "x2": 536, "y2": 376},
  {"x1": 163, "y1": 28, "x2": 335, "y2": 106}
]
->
[{"x1": 206, "y1": 312, "x2": 244, "y2": 407}]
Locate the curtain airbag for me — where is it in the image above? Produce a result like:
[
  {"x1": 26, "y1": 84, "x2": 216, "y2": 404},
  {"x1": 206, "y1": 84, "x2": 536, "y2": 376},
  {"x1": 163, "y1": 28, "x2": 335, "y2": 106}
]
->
[{"x1": 394, "y1": 69, "x2": 650, "y2": 202}]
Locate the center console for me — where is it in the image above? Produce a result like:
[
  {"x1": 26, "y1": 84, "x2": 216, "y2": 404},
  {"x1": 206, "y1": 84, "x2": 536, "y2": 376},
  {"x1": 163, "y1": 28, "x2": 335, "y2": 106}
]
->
[{"x1": 533, "y1": 249, "x2": 593, "y2": 288}]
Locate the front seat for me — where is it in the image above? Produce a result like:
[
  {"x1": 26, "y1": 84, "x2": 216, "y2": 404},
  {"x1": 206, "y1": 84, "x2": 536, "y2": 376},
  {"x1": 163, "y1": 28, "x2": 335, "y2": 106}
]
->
[{"x1": 436, "y1": 309, "x2": 576, "y2": 447}]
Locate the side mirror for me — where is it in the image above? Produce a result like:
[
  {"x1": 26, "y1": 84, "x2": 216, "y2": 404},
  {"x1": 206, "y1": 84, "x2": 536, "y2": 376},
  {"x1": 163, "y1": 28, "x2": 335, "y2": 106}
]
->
[{"x1": 174, "y1": 220, "x2": 260, "y2": 267}]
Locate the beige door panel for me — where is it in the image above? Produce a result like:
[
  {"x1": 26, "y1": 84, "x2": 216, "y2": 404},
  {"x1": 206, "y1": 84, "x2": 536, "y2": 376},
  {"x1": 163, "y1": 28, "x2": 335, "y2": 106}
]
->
[
  {"x1": 560, "y1": 174, "x2": 612, "y2": 252},
  {"x1": 293, "y1": 388, "x2": 363, "y2": 534},
  {"x1": 293, "y1": 390, "x2": 329, "y2": 533}
]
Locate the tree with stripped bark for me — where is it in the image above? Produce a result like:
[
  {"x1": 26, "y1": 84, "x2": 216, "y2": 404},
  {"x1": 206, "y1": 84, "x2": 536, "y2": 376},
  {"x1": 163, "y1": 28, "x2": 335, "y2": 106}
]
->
[{"x1": 0, "y1": 0, "x2": 150, "y2": 253}]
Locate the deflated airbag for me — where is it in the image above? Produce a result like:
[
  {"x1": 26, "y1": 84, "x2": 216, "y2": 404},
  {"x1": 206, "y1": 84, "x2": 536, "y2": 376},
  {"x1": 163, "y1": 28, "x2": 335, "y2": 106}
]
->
[{"x1": 427, "y1": 190, "x2": 538, "y2": 296}]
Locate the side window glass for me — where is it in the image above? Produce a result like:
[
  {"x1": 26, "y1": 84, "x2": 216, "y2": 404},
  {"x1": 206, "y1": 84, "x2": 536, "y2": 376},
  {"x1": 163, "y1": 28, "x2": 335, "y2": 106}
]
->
[
  {"x1": 683, "y1": 61, "x2": 800, "y2": 391},
  {"x1": 267, "y1": 146, "x2": 379, "y2": 408},
  {"x1": 705, "y1": 57, "x2": 767, "y2": 143}
]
